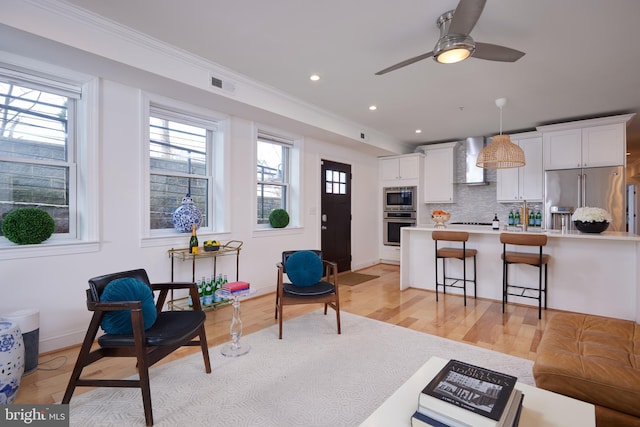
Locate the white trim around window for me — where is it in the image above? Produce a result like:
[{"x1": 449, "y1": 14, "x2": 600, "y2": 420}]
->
[
  {"x1": 0, "y1": 58, "x2": 100, "y2": 260},
  {"x1": 253, "y1": 123, "x2": 303, "y2": 234},
  {"x1": 139, "y1": 92, "x2": 230, "y2": 248}
]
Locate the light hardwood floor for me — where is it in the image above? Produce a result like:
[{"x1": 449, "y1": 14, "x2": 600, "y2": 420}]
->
[{"x1": 15, "y1": 263, "x2": 560, "y2": 405}]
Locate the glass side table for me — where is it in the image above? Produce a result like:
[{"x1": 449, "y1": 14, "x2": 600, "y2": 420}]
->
[{"x1": 215, "y1": 288, "x2": 255, "y2": 357}]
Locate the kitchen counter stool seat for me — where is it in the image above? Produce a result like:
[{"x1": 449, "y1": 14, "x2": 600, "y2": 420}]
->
[
  {"x1": 500, "y1": 233, "x2": 550, "y2": 319},
  {"x1": 432, "y1": 230, "x2": 477, "y2": 306}
]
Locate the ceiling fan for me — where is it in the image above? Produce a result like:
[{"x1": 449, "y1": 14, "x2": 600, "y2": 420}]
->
[{"x1": 375, "y1": 0, "x2": 525, "y2": 75}]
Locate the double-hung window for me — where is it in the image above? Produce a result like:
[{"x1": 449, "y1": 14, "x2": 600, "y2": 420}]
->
[
  {"x1": 0, "y1": 70, "x2": 80, "y2": 241},
  {"x1": 148, "y1": 105, "x2": 218, "y2": 232},
  {"x1": 256, "y1": 131, "x2": 292, "y2": 225}
]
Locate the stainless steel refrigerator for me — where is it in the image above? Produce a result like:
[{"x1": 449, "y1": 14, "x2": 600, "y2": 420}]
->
[{"x1": 544, "y1": 166, "x2": 625, "y2": 231}]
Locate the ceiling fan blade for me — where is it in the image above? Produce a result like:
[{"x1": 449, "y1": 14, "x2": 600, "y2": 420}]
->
[
  {"x1": 448, "y1": 0, "x2": 487, "y2": 35},
  {"x1": 375, "y1": 51, "x2": 434, "y2": 75},
  {"x1": 473, "y1": 42, "x2": 525, "y2": 62}
]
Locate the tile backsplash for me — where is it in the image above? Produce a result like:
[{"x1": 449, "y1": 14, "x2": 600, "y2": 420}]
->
[{"x1": 423, "y1": 142, "x2": 542, "y2": 225}]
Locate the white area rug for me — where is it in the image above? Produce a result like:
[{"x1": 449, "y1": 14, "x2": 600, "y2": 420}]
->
[{"x1": 68, "y1": 311, "x2": 534, "y2": 426}]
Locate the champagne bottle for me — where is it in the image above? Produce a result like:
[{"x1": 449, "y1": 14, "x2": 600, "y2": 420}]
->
[{"x1": 189, "y1": 224, "x2": 199, "y2": 254}]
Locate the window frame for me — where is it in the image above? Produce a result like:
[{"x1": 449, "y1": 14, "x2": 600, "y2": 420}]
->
[
  {"x1": 254, "y1": 125, "x2": 302, "y2": 231},
  {"x1": 0, "y1": 58, "x2": 99, "y2": 260},
  {"x1": 141, "y1": 93, "x2": 229, "y2": 245}
]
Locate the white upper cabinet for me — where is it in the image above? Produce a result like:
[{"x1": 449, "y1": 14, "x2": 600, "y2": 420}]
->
[
  {"x1": 581, "y1": 124, "x2": 625, "y2": 167},
  {"x1": 380, "y1": 153, "x2": 422, "y2": 184},
  {"x1": 497, "y1": 132, "x2": 543, "y2": 202},
  {"x1": 540, "y1": 114, "x2": 634, "y2": 170},
  {"x1": 423, "y1": 142, "x2": 455, "y2": 203}
]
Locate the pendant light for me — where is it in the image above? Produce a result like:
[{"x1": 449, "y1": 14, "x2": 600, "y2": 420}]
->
[{"x1": 476, "y1": 98, "x2": 526, "y2": 169}]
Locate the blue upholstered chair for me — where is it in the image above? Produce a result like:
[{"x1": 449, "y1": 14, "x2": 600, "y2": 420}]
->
[
  {"x1": 62, "y1": 269, "x2": 211, "y2": 426},
  {"x1": 275, "y1": 250, "x2": 341, "y2": 339}
]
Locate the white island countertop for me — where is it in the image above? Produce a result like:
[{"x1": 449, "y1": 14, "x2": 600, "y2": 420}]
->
[
  {"x1": 401, "y1": 225, "x2": 640, "y2": 322},
  {"x1": 413, "y1": 223, "x2": 640, "y2": 241}
]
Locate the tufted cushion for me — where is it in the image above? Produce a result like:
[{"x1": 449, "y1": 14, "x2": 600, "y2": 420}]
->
[
  {"x1": 100, "y1": 278, "x2": 157, "y2": 334},
  {"x1": 533, "y1": 313, "x2": 640, "y2": 425},
  {"x1": 285, "y1": 250, "x2": 323, "y2": 287}
]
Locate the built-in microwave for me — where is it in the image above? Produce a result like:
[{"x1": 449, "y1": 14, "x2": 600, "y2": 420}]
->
[{"x1": 383, "y1": 186, "x2": 416, "y2": 211}]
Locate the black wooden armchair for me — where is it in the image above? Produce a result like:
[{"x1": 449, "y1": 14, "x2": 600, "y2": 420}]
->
[
  {"x1": 275, "y1": 250, "x2": 341, "y2": 339},
  {"x1": 62, "y1": 269, "x2": 211, "y2": 426}
]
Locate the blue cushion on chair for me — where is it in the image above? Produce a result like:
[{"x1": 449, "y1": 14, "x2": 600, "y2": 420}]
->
[
  {"x1": 285, "y1": 250, "x2": 323, "y2": 287},
  {"x1": 100, "y1": 278, "x2": 157, "y2": 334}
]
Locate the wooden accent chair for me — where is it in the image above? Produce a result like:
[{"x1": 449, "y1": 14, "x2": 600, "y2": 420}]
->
[
  {"x1": 500, "y1": 233, "x2": 550, "y2": 319},
  {"x1": 275, "y1": 250, "x2": 341, "y2": 339},
  {"x1": 432, "y1": 230, "x2": 478, "y2": 306},
  {"x1": 62, "y1": 269, "x2": 211, "y2": 426}
]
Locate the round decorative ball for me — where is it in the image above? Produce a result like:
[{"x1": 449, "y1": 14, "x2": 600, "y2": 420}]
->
[
  {"x1": 1, "y1": 208, "x2": 55, "y2": 245},
  {"x1": 574, "y1": 220, "x2": 609, "y2": 233},
  {"x1": 0, "y1": 320, "x2": 25, "y2": 404},
  {"x1": 172, "y1": 193, "x2": 202, "y2": 233},
  {"x1": 269, "y1": 209, "x2": 290, "y2": 228}
]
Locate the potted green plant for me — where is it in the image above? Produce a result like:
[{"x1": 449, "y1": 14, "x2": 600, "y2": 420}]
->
[{"x1": 1, "y1": 208, "x2": 55, "y2": 244}]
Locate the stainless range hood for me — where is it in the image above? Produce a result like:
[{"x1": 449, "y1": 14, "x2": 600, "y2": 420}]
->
[{"x1": 464, "y1": 137, "x2": 487, "y2": 185}]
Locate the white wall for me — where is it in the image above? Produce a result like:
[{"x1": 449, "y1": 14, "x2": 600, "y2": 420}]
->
[{"x1": 0, "y1": 4, "x2": 385, "y2": 353}]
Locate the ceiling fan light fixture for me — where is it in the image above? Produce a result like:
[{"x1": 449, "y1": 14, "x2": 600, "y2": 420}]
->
[{"x1": 433, "y1": 35, "x2": 475, "y2": 64}]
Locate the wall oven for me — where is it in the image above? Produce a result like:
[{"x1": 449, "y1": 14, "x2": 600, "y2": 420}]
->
[
  {"x1": 383, "y1": 186, "x2": 416, "y2": 211},
  {"x1": 383, "y1": 211, "x2": 416, "y2": 246}
]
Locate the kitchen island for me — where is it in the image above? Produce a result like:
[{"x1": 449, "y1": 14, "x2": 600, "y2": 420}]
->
[{"x1": 401, "y1": 225, "x2": 640, "y2": 322}]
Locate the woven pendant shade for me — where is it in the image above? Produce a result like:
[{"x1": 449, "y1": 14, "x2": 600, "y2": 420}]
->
[
  {"x1": 476, "y1": 135, "x2": 526, "y2": 169},
  {"x1": 476, "y1": 97, "x2": 526, "y2": 169}
]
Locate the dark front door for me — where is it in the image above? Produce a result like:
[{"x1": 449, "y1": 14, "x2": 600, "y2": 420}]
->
[{"x1": 321, "y1": 159, "x2": 351, "y2": 272}]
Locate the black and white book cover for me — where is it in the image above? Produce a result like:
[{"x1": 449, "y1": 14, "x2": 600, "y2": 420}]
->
[{"x1": 421, "y1": 359, "x2": 517, "y2": 422}]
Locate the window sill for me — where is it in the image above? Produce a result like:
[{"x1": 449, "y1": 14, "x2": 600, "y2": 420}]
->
[
  {"x1": 252, "y1": 225, "x2": 303, "y2": 238},
  {"x1": 0, "y1": 240, "x2": 100, "y2": 260}
]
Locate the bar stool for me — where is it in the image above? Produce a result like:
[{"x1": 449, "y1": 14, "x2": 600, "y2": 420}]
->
[
  {"x1": 432, "y1": 231, "x2": 477, "y2": 306},
  {"x1": 500, "y1": 233, "x2": 550, "y2": 319}
]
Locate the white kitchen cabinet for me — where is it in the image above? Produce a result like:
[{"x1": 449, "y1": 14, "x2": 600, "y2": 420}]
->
[
  {"x1": 380, "y1": 154, "x2": 421, "y2": 183},
  {"x1": 423, "y1": 142, "x2": 455, "y2": 203},
  {"x1": 582, "y1": 123, "x2": 625, "y2": 167},
  {"x1": 540, "y1": 114, "x2": 634, "y2": 170},
  {"x1": 497, "y1": 132, "x2": 543, "y2": 202}
]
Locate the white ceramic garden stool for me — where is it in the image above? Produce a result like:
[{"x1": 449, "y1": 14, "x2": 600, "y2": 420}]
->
[{"x1": 0, "y1": 320, "x2": 25, "y2": 404}]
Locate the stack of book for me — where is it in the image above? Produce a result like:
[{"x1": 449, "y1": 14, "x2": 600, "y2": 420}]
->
[
  {"x1": 221, "y1": 281, "x2": 250, "y2": 293},
  {"x1": 412, "y1": 359, "x2": 524, "y2": 427}
]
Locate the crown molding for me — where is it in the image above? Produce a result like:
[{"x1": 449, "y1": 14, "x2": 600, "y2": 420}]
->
[{"x1": 13, "y1": 0, "x2": 403, "y2": 152}]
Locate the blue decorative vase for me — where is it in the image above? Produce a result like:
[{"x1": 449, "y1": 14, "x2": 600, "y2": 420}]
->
[
  {"x1": 172, "y1": 193, "x2": 202, "y2": 233},
  {"x1": 0, "y1": 320, "x2": 25, "y2": 404}
]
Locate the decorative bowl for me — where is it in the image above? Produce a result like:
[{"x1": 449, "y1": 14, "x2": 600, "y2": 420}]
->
[
  {"x1": 432, "y1": 213, "x2": 451, "y2": 227},
  {"x1": 574, "y1": 220, "x2": 609, "y2": 233},
  {"x1": 204, "y1": 245, "x2": 220, "y2": 252}
]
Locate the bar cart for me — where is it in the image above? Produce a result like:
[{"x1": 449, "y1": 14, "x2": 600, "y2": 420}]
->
[{"x1": 167, "y1": 240, "x2": 243, "y2": 311}]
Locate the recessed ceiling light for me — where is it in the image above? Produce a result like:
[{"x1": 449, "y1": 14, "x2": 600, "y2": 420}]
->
[
  {"x1": 309, "y1": 74, "x2": 320, "y2": 81},
  {"x1": 415, "y1": 129, "x2": 422, "y2": 134},
  {"x1": 369, "y1": 105, "x2": 377, "y2": 111}
]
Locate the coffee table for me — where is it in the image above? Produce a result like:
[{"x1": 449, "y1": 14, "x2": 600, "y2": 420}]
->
[{"x1": 359, "y1": 356, "x2": 595, "y2": 427}]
